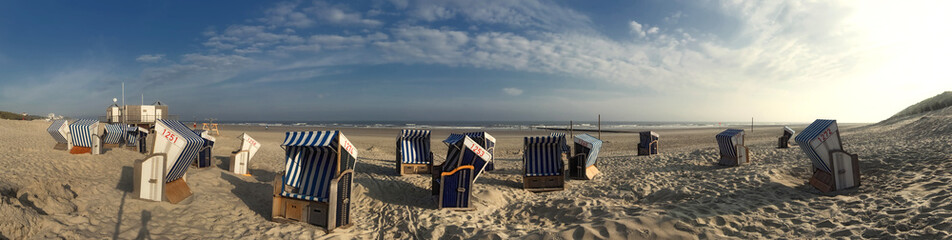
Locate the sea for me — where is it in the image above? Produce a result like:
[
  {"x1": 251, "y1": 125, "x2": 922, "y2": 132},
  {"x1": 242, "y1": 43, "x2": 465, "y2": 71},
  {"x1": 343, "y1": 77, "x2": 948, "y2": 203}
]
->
[{"x1": 214, "y1": 120, "x2": 801, "y2": 131}]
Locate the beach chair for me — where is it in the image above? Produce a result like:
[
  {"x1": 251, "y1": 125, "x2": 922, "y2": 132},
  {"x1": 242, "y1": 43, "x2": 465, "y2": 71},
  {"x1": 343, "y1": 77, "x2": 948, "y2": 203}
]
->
[
  {"x1": 463, "y1": 132, "x2": 496, "y2": 171},
  {"x1": 638, "y1": 131, "x2": 660, "y2": 156},
  {"x1": 431, "y1": 134, "x2": 493, "y2": 210},
  {"x1": 716, "y1": 129, "x2": 749, "y2": 166},
  {"x1": 229, "y1": 133, "x2": 260, "y2": 175},
  {"x1": 192, "y1": 130, "x2": 216, "y2": 168},
  {"x1": 47, "y1": 119, "x2": 71, "y2": 150},
  {"x1": 102, "y1": 124, "x2": 126, "y2": 149},
  {"x1": 69, "y1": 119, "x2": 102, "y2": 155},
  {"x1": 778, "y1": 126, "x2": 795, "y2": 148},
  {"x1": 133, "y1": 119, "x2": 205, "y2": 203},
  {"x1": 396, "y1": 129, "x2": 433, "y2": 175},
  {"x1": 523, "y1": 135, "x2": 566, "y2": 192},
  {"x1": 569, "y1": 134, "x2": 603, "y2": 180},
  {"x1": 272, "y1": 131, "x2": 357, "y2": 232},
  {"x1": 125, "y1": 126, "x2": 149, "y2": 153},
  {"x1": 794, "y1": 119, "x2": 860, "y2": 192}
]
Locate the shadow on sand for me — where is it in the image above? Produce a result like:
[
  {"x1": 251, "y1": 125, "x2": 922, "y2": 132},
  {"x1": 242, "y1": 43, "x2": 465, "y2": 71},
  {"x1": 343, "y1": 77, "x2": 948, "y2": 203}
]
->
[{"x1": 221, "y1": 172, "x2": 274, "y2": 219}]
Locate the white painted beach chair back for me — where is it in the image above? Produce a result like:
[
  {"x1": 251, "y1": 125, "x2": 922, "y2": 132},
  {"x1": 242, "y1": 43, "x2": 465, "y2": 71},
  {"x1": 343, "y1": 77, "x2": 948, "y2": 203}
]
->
[
  {"x1": 239, "y1": 133, "x2": 260, "y2": 160},
  {"x1": 48, "y1": 119, "x2": 72, "y2": 150},
  {"x1": 230, "y1": 133, "x2": 259, "y2": 175}
]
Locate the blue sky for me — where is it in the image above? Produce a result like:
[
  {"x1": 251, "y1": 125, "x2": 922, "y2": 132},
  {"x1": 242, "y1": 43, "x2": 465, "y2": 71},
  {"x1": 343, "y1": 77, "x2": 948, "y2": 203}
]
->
[{"x1": 2, "y1": 0, "x2": 950, "y2": 122}]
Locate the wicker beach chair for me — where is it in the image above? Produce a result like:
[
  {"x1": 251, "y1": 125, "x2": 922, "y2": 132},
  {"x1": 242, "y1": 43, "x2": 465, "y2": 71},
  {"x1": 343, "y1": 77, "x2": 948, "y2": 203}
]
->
[
  {"x1": 463, "y1": 132, "x2": 496, "y2": 171},
  {"x1": 192, "y1": 130, "x2": 216, "y2": 168},
  {"x1": 638, "y1": 131, "x2": 660, "y2": 156},
  {"x1": 778, "y1": 126, "x2": 795, "y2": 148},
  {"x1": 523, "y1": 135, "x2": 566, "y2": 192},
  {"x1": 794, "y1": 119, "x2": 860, "y2": 192},
  {"x1": 569, "y1": 134, "x2": 603, "y2": 180},
  {"x1": 229, "y1": 133, "x2": 260, "y2": 175},
  {"x1": 272, "y1": 131, "x2": 357, "y2": 232},
  {"x1": 47, "y1": 119, "x2": 71, "y2": 150},
  {"x1": 102, "y1": 124, "x2": 126, "y2": 149},
  {"x1": 431, "y1": 134, "x2": 492, "y2": 210},
  {"x1": 133, "y1": 119, "x2": 205, "y2": 203},
  {"x1": 125, "y1": 125, "x2": 149, "y2": 153},
  {"x1": 396, "y1": 129, "x2": 433, "y2": 175},
  {"x1": 716, "y1": 129, "x2": 749, "y2": 166}
]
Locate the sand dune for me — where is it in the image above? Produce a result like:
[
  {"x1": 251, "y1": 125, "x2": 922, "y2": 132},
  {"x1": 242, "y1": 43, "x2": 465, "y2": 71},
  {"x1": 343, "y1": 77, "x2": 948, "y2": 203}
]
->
[{"x1": 1, "y1": 116, "x2": 950, "y2": 239}]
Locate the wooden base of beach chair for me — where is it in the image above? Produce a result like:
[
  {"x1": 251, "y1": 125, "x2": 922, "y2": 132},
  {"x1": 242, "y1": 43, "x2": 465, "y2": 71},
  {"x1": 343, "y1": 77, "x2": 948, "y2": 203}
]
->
[
  {"x1": 809, "y1": 169, "x2": 834, "y2": 193},
  {"x1": 103, "y1": 143, "x2": 120, "y2": 149},
  {"x1": 718, "y1": 145, "x2": 750, "y2": 166},
  {"x1": 165, "y1": 178, "x2": 192, "y2": 204},
  {"x1": 777, "y1": 136, "x2": 790, "y2": 148},
  {"x1": 54, "y1": 143, "x2": 70, "y2": 151},
  {"x1": 524, "y1": 175, "x2": 565, "y2": 192},
  {"x1": 70, "y1": 146, "x2": 91, "y2": 154},
  {"x1": 271, "y1": 171, "x2": 354, "y2": 233},
  {"x1": 398, "y1": 163, "x2": 432, "y2": 175}
]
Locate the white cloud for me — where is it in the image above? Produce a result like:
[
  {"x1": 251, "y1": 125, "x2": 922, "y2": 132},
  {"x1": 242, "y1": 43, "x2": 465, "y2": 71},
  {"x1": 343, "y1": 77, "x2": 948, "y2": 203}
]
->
[
  {"x1": 502, "y1": 87, "x2": 523, "y2": 96},
  {"x1": 629, "y1": 21, "x2": 645, "y2": 38},
  {"x1": 136, "y1": 54, "x2": 165, "y2": 63}
]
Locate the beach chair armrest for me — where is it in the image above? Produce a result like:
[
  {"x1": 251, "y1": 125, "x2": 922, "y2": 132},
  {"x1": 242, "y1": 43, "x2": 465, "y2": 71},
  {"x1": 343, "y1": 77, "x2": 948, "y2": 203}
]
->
[
  {"x1": 232, "y1": 150, "x2": 249, "y2": 154},
  {"x1": 272, "y1": 171, "x2": 285, "y2": 196},
  {"x1": 442, "y1": 165, "x2": 475, "y2": 177}
]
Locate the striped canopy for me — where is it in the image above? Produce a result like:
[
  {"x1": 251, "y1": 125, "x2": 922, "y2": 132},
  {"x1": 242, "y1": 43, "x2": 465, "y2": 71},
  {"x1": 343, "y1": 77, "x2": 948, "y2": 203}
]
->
[
  {"x1": 441, "y1": 134, "x2": 493, "y2": 180},
  {"x1": 154, "y1": 119, "x2": 205, "y2": 183},
  {"x1": 103, "y1": 124, "x2": 126, "y2": 144},
  {"x1": 281, "y1": 131, "x2": 358, "y2": 202},
  {"x1": 125, "y1": 126, "x2": 147, "y2": 146},
  {"x1": 573, "y1": 134, "x2": 603, "y2": 167},
  {"x1": 398, "y1": 129, "x2": 431, "y2": 164},
  {"x1": 716, "y1": 129, "x2": 745, "y2": 159},
  {"x1": 524, "y1": 136, "x2": 565, "y2": 176},
  {"x1": 794, "y1": 119, "x2": 838, "y2": 174},
  {"x1": 47, "y1": 119, "x2": 70, "y2": 144},
  {"x1": 69, "y1": 119, "x2": 99, "y2": 148},
  {"x1": 550, "y1": 132, "x2": 570, "y2": 153}
]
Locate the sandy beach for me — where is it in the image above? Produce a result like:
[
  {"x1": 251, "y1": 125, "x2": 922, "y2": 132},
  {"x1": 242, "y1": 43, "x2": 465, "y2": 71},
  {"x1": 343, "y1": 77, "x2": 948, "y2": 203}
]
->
[{"x1": 1, "y1": 114, "x2": 950, "y2": 239}]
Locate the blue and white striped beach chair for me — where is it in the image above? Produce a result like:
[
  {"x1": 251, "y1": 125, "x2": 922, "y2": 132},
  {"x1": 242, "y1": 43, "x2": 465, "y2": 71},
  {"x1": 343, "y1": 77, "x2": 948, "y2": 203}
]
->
[
  {"x1": 191, "y1": 129, "x2": 216, "y2": 168},
  {"x1": 794, "y1": 119, "x2": 859, "y2": 192},
  {"x1": 272, "y1": 131, "x2": 356, "y2": 232},
  {"x1": 431, "y1": 134, "x2": 492, "y2": 210},
  {"x1": 638, "y1": 131, "x2": 660, "y2": 156},
  {"x1": 69, "y1": 119, "x2": 101, "y2": 154},
  {"x1": 463, "y1": 132, "x2": 496, "y2": 171},
  {"x1": 396, "y1": 129, "x2": 433, "y2": 175},
  {"x1": 716, "y1": 129, "x2": 749, "y2": 166},
  {"x1": 570, "y1": 134, "x2": 603, "y2": 180},
  {"x1": 133, "y1": 119, "x2": 205, "y2": 203},
  {"x1": 523, "y1": 135, "x2": 566, "y2": 192},
  {"x1": 125, "y1": 125, "x2": 148, "y2": 153},
  {"x1": 102, "y1": 124, "x2": 126, "y2": 148},
  {"x1": 230, "y1": 133, "x2": 260, "y2": 175},
  {"x1": 778, "y1": 126, "x2": 795, "y2": 148},
  {"x1": 47, "y1": 119, "x2": 71, "y2": 150}
]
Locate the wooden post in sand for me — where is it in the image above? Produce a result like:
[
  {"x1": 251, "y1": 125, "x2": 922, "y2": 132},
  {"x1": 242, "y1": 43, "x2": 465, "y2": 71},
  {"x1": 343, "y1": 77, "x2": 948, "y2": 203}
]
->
[
  {"x1": 751, "y1": 117, "x2": 754, "y2": 132},
  {"x1": 569, "y1": 120, "x2": 574, "y2": 153},
  {"x1": 598, "y1": 114, "x2": 601, "y2": 139}
]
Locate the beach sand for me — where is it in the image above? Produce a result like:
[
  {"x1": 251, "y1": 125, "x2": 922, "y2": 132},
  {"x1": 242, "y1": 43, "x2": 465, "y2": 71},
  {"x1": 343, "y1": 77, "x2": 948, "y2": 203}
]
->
[{"x1": 1, "y1": 115, "x2": 950, "y2": 239}]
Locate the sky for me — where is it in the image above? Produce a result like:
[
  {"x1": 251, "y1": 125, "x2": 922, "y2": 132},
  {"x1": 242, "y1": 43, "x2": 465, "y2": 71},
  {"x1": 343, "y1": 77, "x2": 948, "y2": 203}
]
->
[{"x1": 1, "y1": 0, "x2": 951, "y2": 123}]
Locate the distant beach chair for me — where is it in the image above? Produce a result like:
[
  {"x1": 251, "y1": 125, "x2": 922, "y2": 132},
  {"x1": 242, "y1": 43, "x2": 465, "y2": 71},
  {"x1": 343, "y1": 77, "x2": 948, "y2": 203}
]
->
[
  {"x1": 716, "y1": 129, "x2": 749, "y2": 166},
  {"x1": 794, "y1": 119, "x2": 860, "y2": 192},
  {"x1": 463, "y1": 132, "x2": 496, "y2": 171},
  {"x1": 569, "y1": 134, "x2": 603, "y2": 180},
  {"x1": 125, "y1": 126, "x2": 149, "y2": 153},
  {"x1": 102, "y1": 124, "x2": 126, "y2": 149},
  {"x1": 47, "y1": 119, "x2": 71, "y2": 150},
  {"x1": 272, "y1": 131, "x2": 357, "y2": 232},
  {"x1": 778, "y1": 126, "x2": 795, "y2": 148},
  {"x1": 229, "y1": 133, "x2": 260, "y2": 175},
  {"x1": 191, "y1": 130, "x2": 216, "y2": 168},
  {"x1": 523, "y1": 135, "x2": 566, "y2": 192},
  {"x1": 638, "y1": 131, "x2": 660, "y2": 156},
  {"x1": 431, "y1": 134, "x2": 493, "y2": 210},
  {"x1": 396, "y1": 129, "x2": 433, "y2": 175},
  {"x1": 133, "y1": 119, "x2": 205, "y2": 203},
  {"x1": 69, "y1": 119, "x2": 102, "y2": 155}
]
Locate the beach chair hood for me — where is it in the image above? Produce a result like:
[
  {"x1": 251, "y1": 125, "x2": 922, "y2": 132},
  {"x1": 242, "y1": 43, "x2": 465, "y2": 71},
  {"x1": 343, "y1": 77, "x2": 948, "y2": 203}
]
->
[
  {"x1": 573, "y1": 134, "x2": 603, "y2": 167},
  {"x1": 794, "y1": 120, "x2": 839, "y2": 174},
  {"x1": 239, "y1": 133, "x2": 261, "y2": 160},
  {"x1": 48, "y1": 119, "x2": 70, "y2": 144},
  {"x1": 716, "y1": 129, "x2": 745, "y2": 159},
  {"x1": 153, "y1": 119, "x2": 205, "y2": 183},
  {"x1": 398, "y1": 129, "x2": 432, "y2": 164},
  {"x1": 103, "y1": 124, "x2": 126, "y2": 144},
  {"x1": 126, "y1": 126, "x2": 147, "y2": 146},
  {"x1": 69, "y1": 119, "x2": 99, "y2": 148},
  {"x1": 442, "y1": 134, "x2": 493, "y2": 180},
  {"x1": 524, "y1": 136, "x2": 565, "y2": 176}
]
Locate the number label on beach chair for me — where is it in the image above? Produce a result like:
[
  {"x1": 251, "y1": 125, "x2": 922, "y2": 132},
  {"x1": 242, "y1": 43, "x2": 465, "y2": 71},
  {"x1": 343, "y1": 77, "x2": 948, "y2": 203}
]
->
[{"x1": 339, "y1": 134, "x2": 358, "y2": 158}]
